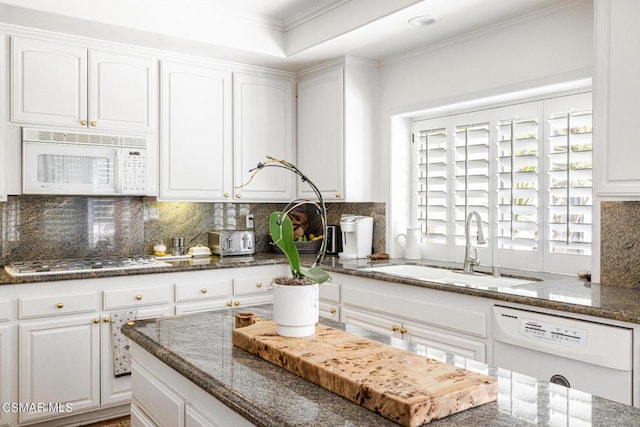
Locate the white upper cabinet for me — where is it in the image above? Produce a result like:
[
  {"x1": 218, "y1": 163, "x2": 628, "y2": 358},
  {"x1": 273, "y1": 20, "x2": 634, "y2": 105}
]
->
[
  {"x1": 11, "y1": 36, "x2": 157, "y2": 133},
  {"x1": 297, "y1": 57, "x2": 377, "y2": 202},
  {"x1": 594, "y1": 0, "x2": 640, "y2": 197},
  {"x1": 159, "y1": 60, "x2": 232, "y2": 201},
  {"x1": 297, "y1": 63, "x2": 344, "y2": 200},
  {"x1": 88, "y1": 50, "x2": 157, "y2": 132},
  {"x1": 233, "y1": 71, "x2": 295, "y2": 201}
]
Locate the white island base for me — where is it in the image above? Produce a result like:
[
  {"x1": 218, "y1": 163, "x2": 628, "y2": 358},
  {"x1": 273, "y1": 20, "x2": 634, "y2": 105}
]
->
[{"x1": 130, "y1": 343, "x2": 254, "y2": 427}]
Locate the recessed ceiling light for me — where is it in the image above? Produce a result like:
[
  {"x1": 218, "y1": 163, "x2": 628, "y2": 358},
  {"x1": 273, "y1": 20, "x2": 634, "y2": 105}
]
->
[{"x1": 408, "y1": 15, "x2": 438, "y2": 26}]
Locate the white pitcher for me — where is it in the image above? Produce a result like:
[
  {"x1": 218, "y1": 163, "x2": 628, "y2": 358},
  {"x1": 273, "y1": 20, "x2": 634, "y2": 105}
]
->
[{"x1": 397, "y1": 228, "x2": 422, "y2": 260}]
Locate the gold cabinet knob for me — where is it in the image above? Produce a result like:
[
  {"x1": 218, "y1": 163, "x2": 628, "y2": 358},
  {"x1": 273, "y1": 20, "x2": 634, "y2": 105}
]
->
[
  {"x1": 103, "y1": 317, "x2": 110, "y2": 323},
  {"x1": 256, "y1": 282, "x2": 262, "y2": 288},
  {"x1": 329, "y1": 307, "x2": 336, "y2": 314},
  {"x1": 90, "y1": 120, "x2": 97, "y2": 127},
  {"x1": 391, "y1": 324, "x2": 399, "y2": 332},
  {"x1": 135, "y1": 294, "x2": 143, "y2": 301},
  {"x1": 226, "y1": 301, "x2": 232, "y2": 307},
  {"x1": 80, "y1": 119, "x2": 87, "y2": 125},
  {"x1": 235, "y1": 193, "x2": 241, "y2": 198},
  {"x1": 201, "y1": 288, "x2": 208, "y2": 294},
  {"x1": 224, "y1": 192, "x2": 230, "y2": 198},
  {"x1": 335, "y1": 193, "x2": 341, "y2": 198},
  {"x1": 400, "y1": 327, "x2": 407, "y2": 335},
  {"x1": 56, "y1": 302, "x2": 64, "y2": 309},
  {"x1": 93, "y1": 318, "x2": 100, "y2": 324},
  {"x1": 234, "y1": 301, "x2": 240, "y2": 306}
]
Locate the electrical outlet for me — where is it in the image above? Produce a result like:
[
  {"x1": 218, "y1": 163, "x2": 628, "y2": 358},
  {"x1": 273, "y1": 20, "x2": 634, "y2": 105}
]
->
[{"x1": 246, "y1": 214, "x2": 254, "y2": 229}]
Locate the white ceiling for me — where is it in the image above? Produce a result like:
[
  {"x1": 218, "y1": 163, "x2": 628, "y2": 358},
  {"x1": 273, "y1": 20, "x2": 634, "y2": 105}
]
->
[{"x1": 0, "y1": 0, "x2": 577, "y2": 71}]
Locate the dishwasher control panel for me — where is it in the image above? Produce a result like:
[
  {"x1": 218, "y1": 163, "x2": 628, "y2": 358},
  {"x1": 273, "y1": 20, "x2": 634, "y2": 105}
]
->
[{"x1": 519, "y1": 317, "x2": 587, "y2": 347}]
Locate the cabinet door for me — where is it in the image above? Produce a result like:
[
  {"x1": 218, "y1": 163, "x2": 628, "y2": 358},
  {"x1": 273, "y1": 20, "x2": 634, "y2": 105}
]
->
[
  {"x1": 11, "y1": 36, "x2": 88, "y2": 127},
  {"x1": 233, "y1": 72, "x2": 295, "y2": 201},
  {"x1": 160, "y1": 61, "x2": 232, "y2": 201},
  {"x1": 297, "y1": 64, "x2": 344, "y2": 200},
  {"x1": 89, "y1": 50, "x2": 158, "y2": 133},
  {"x1": 19, "y1": 315, "x2": 100, "y2": 423},
  {"x1": 595, "y1": 0, "x2": 640, "y2": 196},
  {"x1": 0, "y1": 325, "x2": 10, "y2": 427},
  {"x1": 101, "y1": 306, "x2": 172, "y2": 407}
]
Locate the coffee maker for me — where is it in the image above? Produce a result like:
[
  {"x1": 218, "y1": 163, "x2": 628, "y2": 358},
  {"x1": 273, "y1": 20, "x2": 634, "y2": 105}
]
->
[{"x1": 338, "y1": 216, "x2": 373, "y2": 259}]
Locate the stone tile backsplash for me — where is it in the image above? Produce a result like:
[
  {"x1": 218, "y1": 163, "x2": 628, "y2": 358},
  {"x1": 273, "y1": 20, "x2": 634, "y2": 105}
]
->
[
  {"x1": 0, "y1": 196, "x2": 386, "y2": 264},
  {"x1": 600, "y1": 201, "x2": 640, "y2": 288}
]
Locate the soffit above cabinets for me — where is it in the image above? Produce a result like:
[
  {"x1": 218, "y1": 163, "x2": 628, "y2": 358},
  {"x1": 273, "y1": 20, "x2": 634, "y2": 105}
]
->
[{"x1": 0, "y1": 0, "x2": 582, "y2": 71}]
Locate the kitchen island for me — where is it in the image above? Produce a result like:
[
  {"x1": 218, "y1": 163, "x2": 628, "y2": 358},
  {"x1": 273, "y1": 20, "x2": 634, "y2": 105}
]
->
[{"x1": 121, "y1": 305, "x2": 640, "y2": 427}]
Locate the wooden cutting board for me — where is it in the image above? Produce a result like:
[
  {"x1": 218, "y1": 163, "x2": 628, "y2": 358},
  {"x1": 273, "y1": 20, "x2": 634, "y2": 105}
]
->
[{"x1": 232, "y1": 320, "x2": 497, "y2": 427}]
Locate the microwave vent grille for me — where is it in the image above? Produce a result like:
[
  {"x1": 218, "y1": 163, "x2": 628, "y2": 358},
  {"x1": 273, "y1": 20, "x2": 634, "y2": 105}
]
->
[{"x1": 22, "y1": 128, "x2": 146, "y2": 148}]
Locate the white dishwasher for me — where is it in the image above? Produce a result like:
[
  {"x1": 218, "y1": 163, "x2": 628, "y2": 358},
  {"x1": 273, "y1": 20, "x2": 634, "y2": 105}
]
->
[{"x1": 492, "y1": 305, "x2": 633, "y2": 404}]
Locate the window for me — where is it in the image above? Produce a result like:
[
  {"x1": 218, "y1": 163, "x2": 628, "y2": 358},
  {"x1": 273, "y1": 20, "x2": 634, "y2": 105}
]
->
[{"x1": 412, "y1": 92, "x2": 592, "y2": 274}]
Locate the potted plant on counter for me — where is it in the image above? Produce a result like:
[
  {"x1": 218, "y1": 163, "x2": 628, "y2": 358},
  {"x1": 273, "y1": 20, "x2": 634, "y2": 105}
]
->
[{"x1": 241, "y1": 157, "x2": 331, "y2": 337}]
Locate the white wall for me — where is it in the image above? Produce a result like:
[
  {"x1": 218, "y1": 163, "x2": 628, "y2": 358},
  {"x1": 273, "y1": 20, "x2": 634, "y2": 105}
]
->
[{"x1": 376, "y1": 0, "x2": 594, "y2": 257}]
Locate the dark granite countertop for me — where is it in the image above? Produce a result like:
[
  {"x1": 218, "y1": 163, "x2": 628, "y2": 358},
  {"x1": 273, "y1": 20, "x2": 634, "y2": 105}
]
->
[
  {"x1": 3, "y1": 253, "x2": 640, "y2": 325},
  {"x1": 122, "y1": 305, "x2": 640, "y2": 427}
]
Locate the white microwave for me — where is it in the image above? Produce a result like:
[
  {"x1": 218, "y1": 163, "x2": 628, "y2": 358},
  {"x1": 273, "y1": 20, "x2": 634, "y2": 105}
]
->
[{"x1": 22, "y1": 128, "x2": 148, "y2": 196}]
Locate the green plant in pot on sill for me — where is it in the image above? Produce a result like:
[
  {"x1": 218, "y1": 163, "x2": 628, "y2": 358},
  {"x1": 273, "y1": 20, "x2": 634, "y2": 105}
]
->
[{"x1": 240, "y1": 156, "x2": 331, "y2": 337}]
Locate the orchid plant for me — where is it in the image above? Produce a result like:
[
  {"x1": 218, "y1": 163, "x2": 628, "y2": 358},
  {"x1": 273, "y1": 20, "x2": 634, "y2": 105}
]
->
[{"x1": 241, "y1": 156, "x2": 331, "y2": 285}]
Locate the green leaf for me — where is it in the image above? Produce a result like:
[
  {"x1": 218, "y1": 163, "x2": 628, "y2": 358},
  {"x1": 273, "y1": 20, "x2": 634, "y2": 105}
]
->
[
  {"x1": 301, "y1": 266, "x2": 331, "y2": 284},
  {"x1": 269, "y1": 212, "x2": 301, "y2": 277}
]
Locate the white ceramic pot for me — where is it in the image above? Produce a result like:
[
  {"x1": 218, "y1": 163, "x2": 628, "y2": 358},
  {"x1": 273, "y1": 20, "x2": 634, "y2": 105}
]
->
[{"x1": 272, "y1": 282, "x2": 319, "y2": 337}]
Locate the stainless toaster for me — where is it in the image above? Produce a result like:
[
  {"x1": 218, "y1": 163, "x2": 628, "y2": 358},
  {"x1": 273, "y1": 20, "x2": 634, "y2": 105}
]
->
[{"x1": 208, "y1": 231, "x2": 255, "y2": 255}]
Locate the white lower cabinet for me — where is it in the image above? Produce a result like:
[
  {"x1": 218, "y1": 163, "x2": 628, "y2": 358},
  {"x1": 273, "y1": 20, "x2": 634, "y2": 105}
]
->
[
  {"x1": 101, "y1": 306, "x2": 172, "y2": 407},
  {"x1": 13, "y1": 277, "x2": 173, "y2": 425},
  {"x1": 0, "y1": 324, "x2": 11, "y2": 427},
  {"x1": 131, "y1": 343, "x2": 254, "y2": 427},
  {"x1": 337, "y1": 273, "x2": 490, "y2": 362},
  {"x1": 19, "y1": 314, "x2": 101, "y2": 423},
  {"x1": 0, "y1": 286, "x2": 13, "y2": 427}
]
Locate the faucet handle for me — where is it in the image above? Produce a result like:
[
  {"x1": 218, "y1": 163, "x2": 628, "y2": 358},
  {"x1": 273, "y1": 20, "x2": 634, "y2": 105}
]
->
[{"x1": 472, "y1": 248, "x2": 479, "y2": 266}]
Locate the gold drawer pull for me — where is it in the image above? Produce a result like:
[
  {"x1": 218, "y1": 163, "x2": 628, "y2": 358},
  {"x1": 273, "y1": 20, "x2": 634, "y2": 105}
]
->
[
  {"x1": 224, "y1": 192, "x2": 230, "y2": 198},
  {"x1": 201, "y1": 288, "x2": 208, "y2": 294},
  {"x1": 329, "y1": 307, "x2": 336, "y2": 314},
  {"x1": 400, "y1": 327, "x2": 407, "y2": 335},
  {"x1": 80, "y1": 119, "x2": 87, "y2": 125},
  {"x1": 93, "y1": 318, "x2": 100, "y2": 324},
  {"x1": 234, "y1": 301, "x2": 240, "y2": 307},
  {"x1": 90, "y1": 120, "x2": 97, "y2": 127},
  {"x1": 256, "y1": 282, "x2": 263, "y2": 288},
  {"x1": 135, "y1": 295, "x2": 142, "y2": 301},
  {"x1": 391, "y1": 324, "x2": 399, "y2": 332},
  {"x1": 235, "y1": 193, "x2": 241, "y2": 198},
  {"x1": 335, "y1": 192, "x2": 341, "y2": 198},
  {"x1": 226, "y1": 301, "x2": 232, "y2": 307},
  {"x1": 103, "y1": 317, "x2": 110, "y2": 323},
  {"x1": 56, "y1": 302, "x2": 64, "y2": 309}
]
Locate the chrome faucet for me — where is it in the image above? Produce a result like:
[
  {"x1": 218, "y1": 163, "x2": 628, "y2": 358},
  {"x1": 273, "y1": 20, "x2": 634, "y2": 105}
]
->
[{"x1": 463, "y1": 211, "x2": 487, "y2": 273}]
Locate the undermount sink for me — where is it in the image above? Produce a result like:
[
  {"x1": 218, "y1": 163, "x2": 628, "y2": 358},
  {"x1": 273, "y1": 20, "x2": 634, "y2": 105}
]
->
[{"x1": 361, "y1": 264, "x2": 538, "y2": 288}]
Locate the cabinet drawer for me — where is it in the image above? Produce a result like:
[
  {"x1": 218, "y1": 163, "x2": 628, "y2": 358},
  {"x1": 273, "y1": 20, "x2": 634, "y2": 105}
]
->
[
  {"x1": 233, "y1": 276, "x2": 272, "y2": 296},
  {"x1": 319, "y1": 282, "x2": 340, "y2": 303},
  {"x1": 175, "y1": 280, "x2": 232, "y2": 302},
  {"x1": 18, "y1": 292, "x2": 98, "y2": 319},
  {"x1": 104, "y1": 286, "x2": 170, "y2": 310}
]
